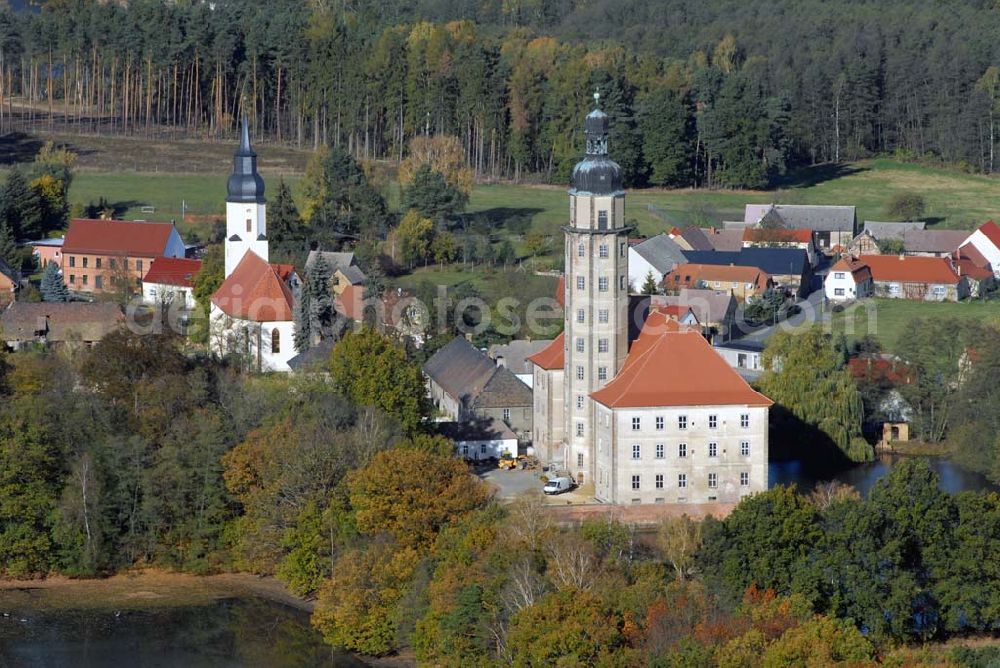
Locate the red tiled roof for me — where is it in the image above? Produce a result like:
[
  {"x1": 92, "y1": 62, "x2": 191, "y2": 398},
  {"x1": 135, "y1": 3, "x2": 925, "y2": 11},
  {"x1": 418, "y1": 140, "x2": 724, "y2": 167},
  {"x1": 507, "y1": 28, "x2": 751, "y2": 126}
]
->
[
  {"x1": 143, "y1": 257, "x2": 202, "y2": 288},
  {"x1": 271, "y1": 263, "x2": 295, "y2": 281},
  {"x1": 958, "y1": 242, "x2": 989, "y2": 268},
  {"x1": 211, "y1": 251, "x2": 294, "y2": 322},
  {"x1": 955, "y1": 258, "x2": 993, "y2": 280},
  {"x1": 831, "y1": 257, "x2": 872, "y2": 283},
  {"x1": 63, "y1": 219, "x2": 177, "y2": 256},
  {"x1": 527, "y1": 331, "x2": 565, "y2": 370},
  {"x1": 847, "y1": 356, "x2": 913, "y2": 385},
  {"x1": 859, "y1": 254, "x2": 961, "y2": 285},
  {"x1": 664, "y1": 263, "x2": 770, "y2": 292},
  {"x1": 742, "y1": 228, "x2": 813, "y2": 244},
  {"x1": 977, "y1": 220, "x2": 1000, "y2": 249},
  {"x1": 658, "y1": 304, "x2": 698, "y2": 323},
  {"x1": 591, "y1": 310, "x2": 772, "y2": 408}
]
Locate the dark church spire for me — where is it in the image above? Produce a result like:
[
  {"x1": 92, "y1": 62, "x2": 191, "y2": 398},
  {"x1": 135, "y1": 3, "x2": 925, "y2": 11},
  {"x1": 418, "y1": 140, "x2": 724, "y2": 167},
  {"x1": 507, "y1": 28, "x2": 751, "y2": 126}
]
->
[{"x1": 227, "y1": 115, "x2": 266, "y2": 204}]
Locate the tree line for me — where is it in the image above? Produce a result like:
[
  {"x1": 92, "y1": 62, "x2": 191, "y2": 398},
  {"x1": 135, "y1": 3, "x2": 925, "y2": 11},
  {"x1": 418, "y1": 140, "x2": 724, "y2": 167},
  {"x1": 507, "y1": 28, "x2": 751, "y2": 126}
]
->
[{"x1": 6, "y1": 1, "x2": 1000, "y2": 187}]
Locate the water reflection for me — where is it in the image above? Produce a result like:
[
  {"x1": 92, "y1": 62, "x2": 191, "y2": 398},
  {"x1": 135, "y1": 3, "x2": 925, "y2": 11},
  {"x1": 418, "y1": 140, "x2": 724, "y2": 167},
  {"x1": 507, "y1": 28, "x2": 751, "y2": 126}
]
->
[
  {"x1": 769, "y1": 455, "x2": 999, "y2": 496},
  {"x1": 0, "y1": 597, "x2": 364, "y2": 668}
]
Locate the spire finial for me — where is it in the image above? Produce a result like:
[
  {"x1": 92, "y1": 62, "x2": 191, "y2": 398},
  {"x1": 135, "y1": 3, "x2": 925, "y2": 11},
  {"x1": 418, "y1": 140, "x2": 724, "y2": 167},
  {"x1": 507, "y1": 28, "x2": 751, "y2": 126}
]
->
[
  {"x1": 240, "y1": 114, "x2": 251, "y2": 152},
  {"x1": 594, "y1": 89, "x2": 600, "y2": 107}
]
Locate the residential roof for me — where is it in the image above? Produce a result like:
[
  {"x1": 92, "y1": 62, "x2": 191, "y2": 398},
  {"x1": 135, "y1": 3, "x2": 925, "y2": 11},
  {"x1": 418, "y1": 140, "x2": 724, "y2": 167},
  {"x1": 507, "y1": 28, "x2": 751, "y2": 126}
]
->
[
  {"x1": 678, "y1": 226, "x2": 715, "y2": 251},
  {"x1": 659, "y1": 304, "x2": 698, "y2": 323},
  {"x1": 705, "y1": 228, "x2": 745, "y2": 252},
  {"x1": 958, "y1": 242, "x2": 990, "y2": 268},
  {"x1": 954, "y1": 257, "x2": 993, "y2": 281},
  {"x1": 527, "y1": 331, "x2": 565, "y2": 370},
  {"x1": 338, "y1": 265, "x2": 367, "y2": 285},
  {"x1": 847, "y1": 355, "x2": 913, "y2": 385},
  {"x1": 472, "y1": 366, "x2": 532, "y2": 409},
  {"x1": 745, "y1": 204, "x2": 857, "y2": 232},
  {"x1": 975, "y1": 220, "x2": 1000, "y2": 249},
  {"x1": 489, "y1": 339, "x2": 553, "y2": 376},
  {"x1": 0, "y1": 302, "x2": 122, "y2": 343},
  {"x1": 651, "y1": 288, "x2": 737, "y2": 325},
  {"x1": 863, "y1": 221, "x2": 927, "y2": 240},
  {"x1": 664, "y1": 263, "x2": 770, "y2": 292},
  {"x1": 29, "y1": 237, "x2": 64, "y2": 248},
  {"x1": 424, "y1": 336, "x2": 500, "y2": 405},
  {"x1": 211, "y1": 251, "x2": 295, "y2": 322},
  {"x1": 859, "y1": 254, "x2": 962, "y2": 284},
  {"x1": 335, "y1": 283, "x2": 366, "y2": 322},
  {"x1": 305, "y1": 250, "x2": 366, "y2": 283},
  {"x1": 830, "y1": 256, "x2": 872, "y2": 283},
  {"x1": 714, "y1": 340, "x2": 766, "y2": 353},
  {"x1": 631, "y1": 233, "x2": 689, "y2": 273},
  {"x1": 901, "y1": 230, "x2": 968, "y2": 254},
  {"x1": 742, "y1": 228, "x2": 814, "y2": 244},
  {"x1": 591, "y1": 310, "x2": 773, "y2": 408},
  {"x1": 682, "y1": 247, "x2": 809, "y2": 277},
  {"x1": 63, "y1": 219, "x2": 177, "y2": 256},
  {"x1": 438, "y1": 417, "x2": 517, "y2": 443},
  {"x1": 143, "y1": 257, "x2": 202, "y2": 288}
]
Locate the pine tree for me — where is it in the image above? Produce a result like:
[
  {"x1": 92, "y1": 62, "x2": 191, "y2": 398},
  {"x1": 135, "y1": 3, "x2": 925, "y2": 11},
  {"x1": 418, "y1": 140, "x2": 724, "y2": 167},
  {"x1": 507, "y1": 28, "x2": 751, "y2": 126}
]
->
[
  {"x1": 269, "y1": 178, "x2": 301, "y2": 245},
  {"x1": 2, "y1": 169, "x2": 43, "y2": 240},
  {"x1": 0, "y1": 222, "x2": 22, "y2": 272},
  {"x1": 641, "y1": 270, "x2": 659, "y2": 295},
  {"x1": 306, "y1": 254, "x2": 333, "y2": 339},
  {"x1": 40, "y1": 261, "x2": 70, "y2": 302},
  {"x1": 293, "y1": 289, "x2": 312, "y2": 353}
]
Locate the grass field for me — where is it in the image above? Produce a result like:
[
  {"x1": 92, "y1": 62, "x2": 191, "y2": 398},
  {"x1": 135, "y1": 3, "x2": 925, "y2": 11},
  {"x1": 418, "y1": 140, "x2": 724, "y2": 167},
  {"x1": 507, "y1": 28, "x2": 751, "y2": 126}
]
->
[{"x1": 829, "y1": 298, "x2": 1000, "y2": 352}]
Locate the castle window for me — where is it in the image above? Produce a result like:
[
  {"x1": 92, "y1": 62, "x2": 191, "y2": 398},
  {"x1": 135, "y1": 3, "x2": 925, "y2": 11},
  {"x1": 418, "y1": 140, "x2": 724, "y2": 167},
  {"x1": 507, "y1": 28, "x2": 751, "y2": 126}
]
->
[
  {"x1": 578, "y1": 243, "x2": 585, "y2": 257},
  {"x1": 655, "y1": 416, "x2": 664, "y2": 431},
  {"x1": 271, "y1": 329, "x2": 280, "y2": 353},
  {"x1": 598, "y1": 309, "x2": 609, "y2": 323},
  {"x1": 678, "y1": 415, "x2": 688, "y2": 430},
  {"x1": 96, "y1": 258, "x2": 102, "y2": 269},
  {"x1": 678, "y1": 474, "x2": 687, "y2": 488},
  {"x1": 709, "y1": 415, "x2": 717, "y2": 429},
  {"x1": 598, "y1": 210, "x2": 608, "y2": 229},
  {"x1": 598, "y1": 277, "x2": 609, "y2": 292},
  {"x1": 577, "y1": 276, "x2": 585, "y2": 290},
  {"x1": 655, "y1": 474, "x2": 664, "y2": 489},
  {"x1": 246, "y1": 218, "x2": 252, "y2": 233},
  {"x1": 598, "y1": 338, "x2": 608, "y2": 353},
  {"x1": 678, "y1": 443, "x2": 687, "y2": 457},
  {"x1": 576, "y1": 422, "x2": 584, "y2": 437},
  {"x1": 576, "y1": 395, "x2": 584, "y2": 409},
  {"x1": 741, "y1": 441, "x2": 750, "y2": 457},
  {"x1": 83, "y1": 257, "x2": 88, "y2": 268},
  {"x1": 631, "y1": 475, "x2": 640, "y2": 490},
  {"x1": 598, "y1": 366, "x2": 607, "y2": 381},
  {"x1": 708, "y1": 473, "x2": 718, "y2": 489},
  {"x1": 741, "y1": 413, "x2": 750, "y2": 428},
  {"x1": 631, "y1": 417, "x2": 641, "y2": 431},
  {"x1": 69, "y1": 256, "x2": 76, "y2": 268},
  {"x1": 599, "y1": 244, "x2": 608, "y2": 258},
  {"x1": 708, "y1": 442, "x2": 718, "y2": 457},
  {"x1": 656, "y1": 443, "x2": 664, "y2": 459},
  {"x1": 576, "y1": 366, "x2": 584, "y2": 380},
  {"x1": 576, "y1": 337, "x2": 584, "y2": 353},
  {"x1": 577, "y1": 309, "x2": 585, "y2": 323},
  {"x1": 578, "y1": 452, "x2": 584, "y2": 467},
  {"x1": 632, "y1": 444, "x2": 640, "y2": 459},
  {"x1": 740, "y1": 472, "x2": 750, "y2": 487}
]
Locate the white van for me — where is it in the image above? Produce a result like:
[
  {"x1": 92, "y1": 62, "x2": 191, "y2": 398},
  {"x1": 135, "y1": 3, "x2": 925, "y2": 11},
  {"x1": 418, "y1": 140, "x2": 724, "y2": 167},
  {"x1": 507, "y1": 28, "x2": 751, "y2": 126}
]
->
[{"x1": 543, "y1": 477, "x2": 574, "y2": 495}]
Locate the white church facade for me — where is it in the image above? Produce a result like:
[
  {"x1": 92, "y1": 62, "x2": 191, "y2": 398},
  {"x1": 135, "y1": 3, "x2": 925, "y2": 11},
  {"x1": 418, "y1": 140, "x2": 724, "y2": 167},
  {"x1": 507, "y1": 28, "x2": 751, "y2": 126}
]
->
[
  {"x1": 529, "y1": 99, "x2": 772, "y2": 505},
  {"x1": 210, "y1": 118, "x2": 299, "y2": 372}
]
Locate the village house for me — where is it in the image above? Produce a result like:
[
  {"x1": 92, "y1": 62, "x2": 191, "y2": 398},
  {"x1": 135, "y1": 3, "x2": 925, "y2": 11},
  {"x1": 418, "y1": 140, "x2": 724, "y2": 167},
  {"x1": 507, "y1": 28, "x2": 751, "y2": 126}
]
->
[
  {"x1": 896, "y1": 230, "x2": 969, "y2": 258},
  {"x1": 663, "y1": 263, "x2": 771, "y2": 302},
  {"x1": 530, "y1": 101, "x2": 773, "y2": 502},
  {"x1": 0, "y1": 258, "x2": 21, "y2": 307},
  {"x1": 488, "y1": 339, "x2": 553, "y2": 388},
  {"x1": 961, "y1": 220, "x2": 1000, "y2": 278},
  {"x1": 210, "y1": 118, "x2": 300, "y2": 372},
  {"x1": 712, "y1": 340, "x2": 766, "y2": 380},
  {"x1": 438, "y1": 418, "x2": 519, "y2": 462},
  {"x1": 683, "y1": 247, "x2": 812, "y2": 297},
  {"x1": 741, "y1": 227, "x2": 818, "y2": 267},
  {"x1": 0, "y1": 302, "x2": 122, "y2": 350},
  {"x1": 825, "y1": 256, "x2": 873, "y2": 302},
  {"x1": 29, "y1": 237, "x2": 64, "y2": 268},
  {"x1": 651, "y1": 289, "x2": 738, "y2": 339},
  {"x1": 827, "y1": 255, "x2": 969, "y2": 302},
  {"x1": 142, "y1": 256, "x2": 202, "y2": 309},
  {"x1": 849, "y1": 222, "x2": 965, "y2": 258},
  {"x1": 742, "y1": 203, "x2": 857, "y2": 250},
  {"x1": 627, "y1": 233, "x2": 688, "y2": 290},
  {"x1": 304, "y1": 250, "x2": 366, "y2": 296},
  {"x1": 424, "y1": 336, "x2": 534, "y2": 444},
  {"x1": 61, "y1": 219, "x2": 186, "y2": 294}
]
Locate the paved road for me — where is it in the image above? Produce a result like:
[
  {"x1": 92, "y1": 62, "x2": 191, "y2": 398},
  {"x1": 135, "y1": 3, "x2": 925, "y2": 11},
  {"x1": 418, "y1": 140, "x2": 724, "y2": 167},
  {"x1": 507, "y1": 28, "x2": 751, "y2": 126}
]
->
[{"x1": 731, "y1": 288, "x2": 830, "y2": 346}]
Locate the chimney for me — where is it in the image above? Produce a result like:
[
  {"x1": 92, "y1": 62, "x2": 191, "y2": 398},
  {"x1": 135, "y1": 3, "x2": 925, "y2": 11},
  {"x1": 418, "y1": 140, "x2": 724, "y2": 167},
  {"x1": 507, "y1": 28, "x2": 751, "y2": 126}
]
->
[{"x1": 496, "y1": 355, "x2": 506, "y2": 368}]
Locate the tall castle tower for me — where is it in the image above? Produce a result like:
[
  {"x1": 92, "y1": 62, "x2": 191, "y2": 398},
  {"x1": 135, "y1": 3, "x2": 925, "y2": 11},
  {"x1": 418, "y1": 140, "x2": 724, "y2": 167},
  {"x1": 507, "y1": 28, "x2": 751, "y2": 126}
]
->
[
  {"x1": 225, "y1": 116, "x2": 269, "y2": 277},
  {"x1": 564, "y1": 94, "x2": 631, "y2": 485}
]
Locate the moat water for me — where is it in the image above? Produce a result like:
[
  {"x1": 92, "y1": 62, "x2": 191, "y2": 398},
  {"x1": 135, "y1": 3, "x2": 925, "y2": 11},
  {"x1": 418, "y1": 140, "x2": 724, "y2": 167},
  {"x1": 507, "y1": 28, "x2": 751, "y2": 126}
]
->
[
  {"x1": 769, "y1": 454, "x2": 998, "y2": 496},
  {"x1": 0, "y1": 597, "x2": 365, "y2": 667}
]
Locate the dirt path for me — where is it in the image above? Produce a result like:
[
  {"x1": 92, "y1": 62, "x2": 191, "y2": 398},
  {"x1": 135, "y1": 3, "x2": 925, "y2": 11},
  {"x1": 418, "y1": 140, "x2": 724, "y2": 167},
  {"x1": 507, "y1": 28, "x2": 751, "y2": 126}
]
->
[
  {"x1": 0, "y1": 569, "x2": 314, "y2": 613},
  {"x1": 547, "y1": 501, "x2": 736, "y2": 527}
]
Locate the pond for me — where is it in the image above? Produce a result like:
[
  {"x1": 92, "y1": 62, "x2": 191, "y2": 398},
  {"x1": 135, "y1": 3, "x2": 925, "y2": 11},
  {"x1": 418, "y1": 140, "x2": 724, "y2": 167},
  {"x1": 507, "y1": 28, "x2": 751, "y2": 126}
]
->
[
  {"x1": 769, "y1": 454, "x2": 998, "y2": 497},
  {"x1": 0, "y1": 597, "x2": 366, "y2": 668}
]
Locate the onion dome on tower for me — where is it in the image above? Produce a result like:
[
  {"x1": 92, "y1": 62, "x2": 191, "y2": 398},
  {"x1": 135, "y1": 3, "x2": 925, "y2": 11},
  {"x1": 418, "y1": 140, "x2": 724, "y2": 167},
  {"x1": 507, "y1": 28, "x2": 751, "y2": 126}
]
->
[
  {"x1": 227, "y1": 115, "x2": 266, "y2": 204},
  {"x1": 571, "y1": 92, "x2": 623, "y2": 195}
]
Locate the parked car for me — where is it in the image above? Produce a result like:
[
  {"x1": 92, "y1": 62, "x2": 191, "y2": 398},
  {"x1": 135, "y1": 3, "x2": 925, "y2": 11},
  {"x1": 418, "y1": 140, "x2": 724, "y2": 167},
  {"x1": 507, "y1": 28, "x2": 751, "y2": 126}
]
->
[{"x1": 543, "y1": 476, "x2": 574, "y2": 495}]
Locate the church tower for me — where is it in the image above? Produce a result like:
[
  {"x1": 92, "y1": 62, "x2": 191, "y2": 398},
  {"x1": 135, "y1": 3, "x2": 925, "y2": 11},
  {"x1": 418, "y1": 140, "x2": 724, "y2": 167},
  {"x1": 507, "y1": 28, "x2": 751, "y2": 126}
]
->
[
  {"x1": 564, "y1": 94, "x2": 631, "y2": 485},
  {"x1": 225, "y1": 116, "x2": 269, "y2": 277}
]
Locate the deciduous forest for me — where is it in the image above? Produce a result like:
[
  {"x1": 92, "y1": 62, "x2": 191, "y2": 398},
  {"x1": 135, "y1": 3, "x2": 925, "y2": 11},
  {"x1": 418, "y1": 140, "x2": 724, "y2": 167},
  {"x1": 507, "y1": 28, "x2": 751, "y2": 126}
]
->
[{"x1": 4, "y1": 0, "x2": 1000, "y2": 188}]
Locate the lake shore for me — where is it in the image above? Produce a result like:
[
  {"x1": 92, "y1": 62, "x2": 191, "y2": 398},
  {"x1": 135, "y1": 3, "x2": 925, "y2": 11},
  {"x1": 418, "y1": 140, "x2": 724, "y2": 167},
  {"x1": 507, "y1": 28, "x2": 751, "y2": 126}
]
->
[{"x1": 0, "y1": 569, "x2": 314, "y2": 613}]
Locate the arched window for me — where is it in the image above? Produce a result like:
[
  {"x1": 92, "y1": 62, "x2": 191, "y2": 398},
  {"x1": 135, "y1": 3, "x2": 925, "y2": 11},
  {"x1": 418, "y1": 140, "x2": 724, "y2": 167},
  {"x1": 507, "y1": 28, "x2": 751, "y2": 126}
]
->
[
  {"x1": 271, "y1": 328, "x2": 280, "y2": 354},
  {"x1": 246, "y1": 218, "x2": 252, "y2": 233}
]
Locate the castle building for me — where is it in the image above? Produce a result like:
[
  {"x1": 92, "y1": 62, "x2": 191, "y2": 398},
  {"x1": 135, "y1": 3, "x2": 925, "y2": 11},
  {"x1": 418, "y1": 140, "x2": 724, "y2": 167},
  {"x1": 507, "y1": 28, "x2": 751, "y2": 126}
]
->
[
  {"x1": 210, "y1": 118, "x2": 299, "y2": 372},
  {"x1": 529, "y1": 98, "x2": 772, "y2": 504}
]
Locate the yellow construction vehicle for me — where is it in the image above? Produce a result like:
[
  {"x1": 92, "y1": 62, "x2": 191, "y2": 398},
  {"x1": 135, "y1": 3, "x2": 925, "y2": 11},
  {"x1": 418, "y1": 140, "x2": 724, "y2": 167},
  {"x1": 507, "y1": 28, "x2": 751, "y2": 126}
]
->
[{"x1": 498, "y1": 453, "x2": 518, "y2": 470}]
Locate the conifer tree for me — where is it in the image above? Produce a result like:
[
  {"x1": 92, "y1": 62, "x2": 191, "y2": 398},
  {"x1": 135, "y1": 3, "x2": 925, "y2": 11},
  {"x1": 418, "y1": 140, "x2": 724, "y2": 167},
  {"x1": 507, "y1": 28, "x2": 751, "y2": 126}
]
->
[
  {"x1": 0, "y1": 223, "x2": 21, "y2": 272},
  {"x1": 2, "y1": 169, "x2": 43, "y2": 240},
  {"x1": 293, "y1": 289, "x2": 312, "y2": 353},
  {"x1": 40, "y1": 262, "x2": 70, "y2": 302},
  {"x1": 641, "y1": 270, "x2": 659, "y2": 295}
]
